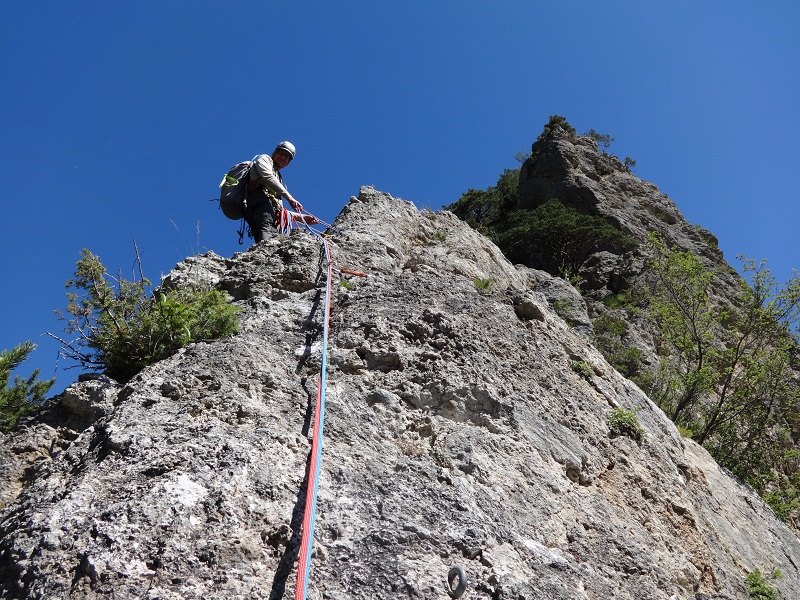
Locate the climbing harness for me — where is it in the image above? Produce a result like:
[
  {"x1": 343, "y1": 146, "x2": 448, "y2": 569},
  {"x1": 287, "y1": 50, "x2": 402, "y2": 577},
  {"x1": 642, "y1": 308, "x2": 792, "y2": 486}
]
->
[
  {"x1": 234, "y1": 207, "x2": 301, "y2": 244},
  {"x1": 292, "y1": 212, "x2": 334, "y2": 600}
]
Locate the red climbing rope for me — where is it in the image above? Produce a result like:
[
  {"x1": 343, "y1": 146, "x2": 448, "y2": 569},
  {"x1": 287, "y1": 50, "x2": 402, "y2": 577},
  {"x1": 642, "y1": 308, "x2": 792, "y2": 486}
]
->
[{"x1": 293, "y1": 215, "x2": 334, "y2": 600}]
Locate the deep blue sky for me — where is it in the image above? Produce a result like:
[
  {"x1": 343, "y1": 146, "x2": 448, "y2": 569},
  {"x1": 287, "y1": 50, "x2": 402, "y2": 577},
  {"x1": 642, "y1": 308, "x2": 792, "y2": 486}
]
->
[{"x1": 2, "y1": 2, "x2": 798, "y2": 393}]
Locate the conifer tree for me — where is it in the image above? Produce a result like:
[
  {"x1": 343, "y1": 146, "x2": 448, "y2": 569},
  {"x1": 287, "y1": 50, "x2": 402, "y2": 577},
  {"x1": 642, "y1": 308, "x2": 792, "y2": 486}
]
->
[{"x1": 0, "y1": 342, "x2": 54, "y2": 431}]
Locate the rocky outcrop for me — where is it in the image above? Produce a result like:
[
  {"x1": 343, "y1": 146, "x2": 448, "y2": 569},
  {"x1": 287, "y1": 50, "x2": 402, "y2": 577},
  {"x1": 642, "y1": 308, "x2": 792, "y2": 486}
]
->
[
  {"x1": 516, "y1": 127, "x2": 754, "y2": 382},
  {"x1": 519, "y1": 129, "x2": 718, "y2": 262},
  {"x1": 519, "y1": 127, "x2": 738, "y2": 303},
  {"x1": 1, "y1": 187, "x2": 798, "y2": 599}
]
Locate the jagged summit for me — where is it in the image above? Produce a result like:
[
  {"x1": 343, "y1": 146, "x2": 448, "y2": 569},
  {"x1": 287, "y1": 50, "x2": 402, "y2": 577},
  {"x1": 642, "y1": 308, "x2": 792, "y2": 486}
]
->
[
  {"x1": 1, "y1": 187, "x2": 798, "y2": 599},
  {"x1": 520, "y1": 126, "x2": 727, "y2": 286}
]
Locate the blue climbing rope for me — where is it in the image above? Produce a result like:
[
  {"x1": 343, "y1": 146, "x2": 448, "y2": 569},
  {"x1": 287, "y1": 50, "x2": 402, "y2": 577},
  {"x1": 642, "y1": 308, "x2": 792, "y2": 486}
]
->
[{"x1": 293, "y1": 214, "x2": 334, "y2": 600}]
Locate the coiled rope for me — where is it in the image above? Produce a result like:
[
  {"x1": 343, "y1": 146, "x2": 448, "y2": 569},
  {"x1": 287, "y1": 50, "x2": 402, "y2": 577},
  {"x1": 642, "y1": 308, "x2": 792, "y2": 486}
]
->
[{"x1": 291, "y1": 211, "x2": 333, "y2": 600}]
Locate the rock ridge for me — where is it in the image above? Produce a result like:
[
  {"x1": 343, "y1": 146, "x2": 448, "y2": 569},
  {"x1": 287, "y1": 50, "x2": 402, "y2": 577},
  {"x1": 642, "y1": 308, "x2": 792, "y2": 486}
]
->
[{"x1": 0, "y1": 186, "x2": 798, "y2": 599}]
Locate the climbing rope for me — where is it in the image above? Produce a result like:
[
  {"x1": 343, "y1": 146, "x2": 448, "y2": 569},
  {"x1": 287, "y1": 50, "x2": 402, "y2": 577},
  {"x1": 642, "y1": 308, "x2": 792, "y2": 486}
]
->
[{"x1": 293, "y1": 211, "x2": 334, "y2": 600}]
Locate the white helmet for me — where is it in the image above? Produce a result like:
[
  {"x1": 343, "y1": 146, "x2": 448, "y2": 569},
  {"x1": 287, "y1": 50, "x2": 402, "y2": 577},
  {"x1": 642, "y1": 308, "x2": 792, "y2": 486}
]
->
[{"x1": 274, "y1": 141, "x2": 296, "y2": 159}]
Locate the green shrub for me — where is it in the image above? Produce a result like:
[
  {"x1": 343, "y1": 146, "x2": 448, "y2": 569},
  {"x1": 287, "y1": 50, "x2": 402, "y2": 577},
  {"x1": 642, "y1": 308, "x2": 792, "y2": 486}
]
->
[
  {"x1": 608, "y1": 407, "x2": 646, "y2": 442},
  {"x1": 570, "y1": 360, "x2": 594, "y2": 381},
  {"x1": 611, "y1": 345, "x2": 645, "y2": 378},
  {"x1": 551, "y1": 299, "x2": 572, "y2": 320},
  {"x1": 52, "y1": 249, "x2": 240, "y2": 383},
  {"x1": 745, "y1": 568, "x2": 780, "y2": 600},
  {"x1": 447, "y1": 168, "x2": 520, "y2": 235},
  {"x1": 603, "y1": 289, "x2": 635, "y2": 310},
  {"x1": 761, "y1": 465, "x2": 800, "y2": 525},
  {"x1": 584, "y1": 129, "x2": 615, "y2": 151},
  {"x1": 592, "y1": 315, "x2": 646, "y2": 378},
  {"x1": 0, "y1": 342, "x2": 55, "y2": 432},
  {"x1": 539, "y1": 115, "x2": 576, "y2": 140},
  {"x1": 498, "y1": 199, "x2": 636, "y2": 277},
  {"x1": 431, "y1": 230, "x2": 447, "y2": 244},
  {"x1": 593, "y1": 315, "x2": 627, "y2": 337},
  {"x1": 473, "y1": 278, "x2": 494, "y2": 295}
]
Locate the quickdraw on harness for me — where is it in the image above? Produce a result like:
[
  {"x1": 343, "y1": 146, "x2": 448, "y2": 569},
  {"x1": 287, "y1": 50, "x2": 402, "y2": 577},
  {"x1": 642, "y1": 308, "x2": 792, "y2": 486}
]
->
[
  {"x1": 237, "y1": 207, "x2": 342, "y2": 243},
  {"x1": 235, "y1": 207, "x2": 296, "y2": 244}
]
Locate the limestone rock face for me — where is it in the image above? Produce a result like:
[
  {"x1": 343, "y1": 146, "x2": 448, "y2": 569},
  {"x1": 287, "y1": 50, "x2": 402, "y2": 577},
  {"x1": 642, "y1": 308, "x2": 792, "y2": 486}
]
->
[
  {"x1": 519, "y1": 128, "x2": 737, "y2": 300},
  {"x1": 517, "y1": 128, "x2": 748, "y2": 376},
  {"x1": 1, "y1": 187, "x2": 798, "y2": 599},
  {"x1": 520, "y1": 129, "x2": 696, "y2": 254}
]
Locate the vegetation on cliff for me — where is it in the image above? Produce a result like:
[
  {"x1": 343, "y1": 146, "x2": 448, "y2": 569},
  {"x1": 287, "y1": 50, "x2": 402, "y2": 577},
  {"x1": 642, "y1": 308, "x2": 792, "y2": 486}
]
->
[
  {"x1": 449, "y1": 116, "x2": 800, "y2": 527},
  {"x1": 0, "y1": 342, "x2": 54, "y2": 431},
  {"x1": 48, "y1": 249, "x2": 240, "y2": 383},
  {"x1": 447, "y1": 127, "x2": 635, "y2": 279},
  {"x1": 641, "y1": 233, "x2": 800, "y2": 524}
]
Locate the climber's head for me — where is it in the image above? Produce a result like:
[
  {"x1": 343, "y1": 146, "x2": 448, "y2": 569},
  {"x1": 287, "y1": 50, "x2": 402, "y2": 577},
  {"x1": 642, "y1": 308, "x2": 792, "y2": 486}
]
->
[{"x1": 272, "y1": 141, "x2": 295, "y2": 170}]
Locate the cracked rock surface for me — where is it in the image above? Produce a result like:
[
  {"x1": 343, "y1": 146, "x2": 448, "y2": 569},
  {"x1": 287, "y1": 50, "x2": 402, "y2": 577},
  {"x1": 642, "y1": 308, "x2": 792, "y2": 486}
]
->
[{"x1": 1, "y1": 187, "x2": 798, "y2": 599}]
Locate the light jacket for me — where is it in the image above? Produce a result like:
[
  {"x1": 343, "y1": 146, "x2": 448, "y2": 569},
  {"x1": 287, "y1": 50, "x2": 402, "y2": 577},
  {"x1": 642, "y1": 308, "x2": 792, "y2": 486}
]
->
[{"x1": 249, "y1": 154, "x2": 297, "y2": 207}]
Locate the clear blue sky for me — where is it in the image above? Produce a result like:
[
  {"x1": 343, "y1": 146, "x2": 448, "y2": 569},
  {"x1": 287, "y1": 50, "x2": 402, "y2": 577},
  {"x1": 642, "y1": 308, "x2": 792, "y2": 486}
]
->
[{"x1": 2, "y1": 2, "x2": 798, "y2": 393}]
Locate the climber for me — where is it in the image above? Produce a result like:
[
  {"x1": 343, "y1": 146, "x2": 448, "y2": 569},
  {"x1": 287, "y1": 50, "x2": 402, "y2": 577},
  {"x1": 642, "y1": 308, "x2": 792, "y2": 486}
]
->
[{"x1": 244, "y1": 141, "x2": 318, "y2": 243}]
